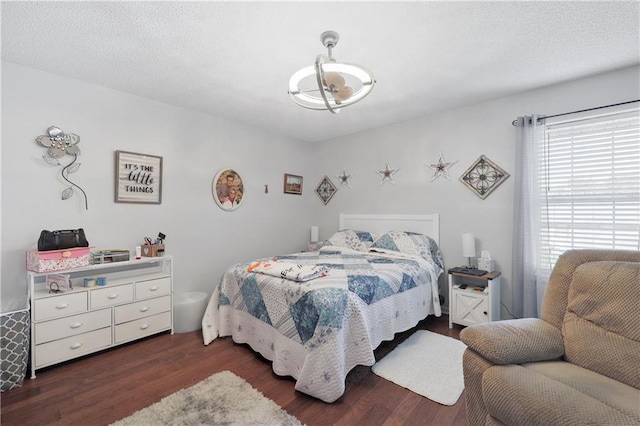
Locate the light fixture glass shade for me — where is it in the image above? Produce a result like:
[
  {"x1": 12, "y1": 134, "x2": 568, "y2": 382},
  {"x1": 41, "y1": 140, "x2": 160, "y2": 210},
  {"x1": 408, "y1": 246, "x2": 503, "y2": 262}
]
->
[
  {"x1": 462, "y1": 233, "x2": 476, "y2": 258},
  {"x1": 288, "y1": 31, "x2": 375, "y2": 113}
]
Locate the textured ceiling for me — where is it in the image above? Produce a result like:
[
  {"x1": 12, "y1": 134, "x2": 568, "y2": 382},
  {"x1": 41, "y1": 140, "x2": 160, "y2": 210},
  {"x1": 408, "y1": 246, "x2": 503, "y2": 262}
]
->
[{"x1": 2, "y1": 1, "x2": 639, "y2": 142}]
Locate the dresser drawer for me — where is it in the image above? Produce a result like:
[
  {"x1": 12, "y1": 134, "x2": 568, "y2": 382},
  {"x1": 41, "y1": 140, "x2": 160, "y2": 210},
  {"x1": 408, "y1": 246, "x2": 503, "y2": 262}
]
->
[
  {"x1": 115, "y1": 311, "x2": 171, "y2": 343},
  {"x1": 35, "y1": 327, "x2": 111, "y2": 368},
  {"x1": 35, "y1": 308, "x2": 111, "y2": 344},
  {"x1": 135, "y1": 277, "x2": 171, "y2": 299},
  {"x1": 114, "y1": 295, "x2": 171, "y2": 324},
  {"x1": 90, "y1": 284, "x2": 134, "y2": 309},
  {"x1": 34, "y1": 292, "x2": 87, "y2": 321}
]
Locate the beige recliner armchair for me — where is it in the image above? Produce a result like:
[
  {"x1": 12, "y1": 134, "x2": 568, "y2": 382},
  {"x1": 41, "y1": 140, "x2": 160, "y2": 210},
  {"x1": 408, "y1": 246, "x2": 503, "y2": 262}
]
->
[{"x1": 460, "y1": 249, "x2": 640, "y2": 426}]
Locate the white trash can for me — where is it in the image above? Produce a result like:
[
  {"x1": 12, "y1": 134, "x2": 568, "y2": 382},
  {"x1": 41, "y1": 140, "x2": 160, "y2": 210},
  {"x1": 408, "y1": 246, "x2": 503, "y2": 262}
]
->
[{"x1": 173, "y1": 291, "x2": 209, "y2": 333}]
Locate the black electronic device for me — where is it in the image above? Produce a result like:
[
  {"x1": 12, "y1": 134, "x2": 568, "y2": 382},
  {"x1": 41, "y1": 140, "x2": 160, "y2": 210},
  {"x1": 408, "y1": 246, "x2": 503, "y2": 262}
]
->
[{"x1": 448, "y1": 267, "x2": 488, "y2": 276}]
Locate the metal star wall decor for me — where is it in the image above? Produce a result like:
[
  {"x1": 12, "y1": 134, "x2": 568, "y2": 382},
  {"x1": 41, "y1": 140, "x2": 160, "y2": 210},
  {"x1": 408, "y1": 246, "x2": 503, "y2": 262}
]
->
[
  {"x1": 377, "y1": 162, "x2": 399, "y2": 185},
  {"x1": 460, "y1": 155, "x2": 510, "y2": 199},
  {"x1": 316, "y1": 176, "x2": 337, "y2": 205},
  {"x1": 428, "y1": 152, "x2": 458, "y2": 182},
  {"x1": 336, "y1": 167, "x2": 353, "y2": 188}
]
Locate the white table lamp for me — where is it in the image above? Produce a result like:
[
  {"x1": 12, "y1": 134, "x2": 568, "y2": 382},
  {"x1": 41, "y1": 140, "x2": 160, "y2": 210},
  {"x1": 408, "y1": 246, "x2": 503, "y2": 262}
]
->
[
  {"x1": 311, "y1": 226, "x2": 319, "y2": 242},
  {"x1": 462, "y1": 233, "x2": 476, "y2": 268}
]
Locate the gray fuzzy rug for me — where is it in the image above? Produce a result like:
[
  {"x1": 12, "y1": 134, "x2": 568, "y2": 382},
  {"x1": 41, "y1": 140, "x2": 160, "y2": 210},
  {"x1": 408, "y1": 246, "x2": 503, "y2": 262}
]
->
[{"x1": 111, "y1": 371, "x2": 302, "y2": 425}]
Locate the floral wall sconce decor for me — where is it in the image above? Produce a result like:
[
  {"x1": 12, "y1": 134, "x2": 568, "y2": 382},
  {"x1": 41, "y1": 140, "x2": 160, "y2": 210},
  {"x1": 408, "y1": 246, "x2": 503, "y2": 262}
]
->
[
  {"x1": 316, "y1": 176, "x2": 337, "y2": 205},
  {"x1": 460, "y1": 155, "x2": 510, "y2": 199},
  {"x1": 36, "y1": 125, "x2": 88, "y2": 210}
]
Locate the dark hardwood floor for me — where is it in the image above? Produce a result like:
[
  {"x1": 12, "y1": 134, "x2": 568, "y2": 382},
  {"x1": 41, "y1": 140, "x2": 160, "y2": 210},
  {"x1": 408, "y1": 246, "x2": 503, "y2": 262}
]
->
[{"x1": 1, "y1": 315, "x2": 467, "y2": 426}]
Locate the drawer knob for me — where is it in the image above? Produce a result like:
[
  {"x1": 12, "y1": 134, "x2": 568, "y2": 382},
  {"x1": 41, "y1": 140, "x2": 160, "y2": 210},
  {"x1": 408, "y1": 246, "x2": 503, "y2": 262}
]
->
[
  {"x1": 56, "y1": 303, "x2": 69, "y2": 309},
  {"x1": 70, "y1": 322, "x2": 83, "y2": 329},
  {"x1": 140, "y1": 324, "x2": 150, "y2": 330},
  {"x1": 70, "y1": 342, "x2": 83, "y2": 350},
  {"x1": 149, "y1": 286, "x2": 159, "y2": 291},
  {"x1": 108, "y1": 293, "x2": 120, "y2": 300},
  {"x1": 140, "y1": 306, "x2": 149, "y2": 312}
]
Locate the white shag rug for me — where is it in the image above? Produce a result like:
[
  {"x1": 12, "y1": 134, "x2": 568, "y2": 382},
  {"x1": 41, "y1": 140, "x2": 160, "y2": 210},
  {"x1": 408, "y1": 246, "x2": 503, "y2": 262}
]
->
[
  {"x1": 372, "y1": 330, "x2": 467, "y2": 405},
  {"x1": 111, "y1": 370, "x2": 302, "y2": 426}
]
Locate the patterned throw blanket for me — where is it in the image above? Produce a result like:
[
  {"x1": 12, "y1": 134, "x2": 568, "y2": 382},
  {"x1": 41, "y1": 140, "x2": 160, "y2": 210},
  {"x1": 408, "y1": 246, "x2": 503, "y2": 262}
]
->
[
  {"x1": 202, "y1": 245, "x2": 443, "y2": 402},
  {"x1": 247, "y1": 259, "x2": 328, "y2": 282}
]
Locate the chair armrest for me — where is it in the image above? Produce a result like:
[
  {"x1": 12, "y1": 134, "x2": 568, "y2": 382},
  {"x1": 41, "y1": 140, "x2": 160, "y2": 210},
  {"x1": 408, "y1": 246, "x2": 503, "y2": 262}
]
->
[{"x1": 459, "y1": 318, "x2": 564, "y2": 365}]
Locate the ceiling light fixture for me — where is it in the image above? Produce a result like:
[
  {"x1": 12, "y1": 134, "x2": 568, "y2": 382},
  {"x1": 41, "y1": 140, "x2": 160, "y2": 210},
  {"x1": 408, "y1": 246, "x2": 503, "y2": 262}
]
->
[{"x1": 288, "y1": 31, "x2": 376, "y2": 114}]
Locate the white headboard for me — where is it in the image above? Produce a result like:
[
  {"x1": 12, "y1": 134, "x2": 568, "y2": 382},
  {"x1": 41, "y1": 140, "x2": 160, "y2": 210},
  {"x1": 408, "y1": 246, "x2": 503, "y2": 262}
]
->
[{"x1": 339, "y1": 213, "x2": 440, "y2": 245}]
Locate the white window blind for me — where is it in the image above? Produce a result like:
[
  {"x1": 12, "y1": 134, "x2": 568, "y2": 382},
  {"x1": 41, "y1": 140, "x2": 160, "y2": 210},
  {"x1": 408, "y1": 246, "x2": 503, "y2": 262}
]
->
[{"x1": 539, "y1": 109, "x2": 640, "y2": 269}]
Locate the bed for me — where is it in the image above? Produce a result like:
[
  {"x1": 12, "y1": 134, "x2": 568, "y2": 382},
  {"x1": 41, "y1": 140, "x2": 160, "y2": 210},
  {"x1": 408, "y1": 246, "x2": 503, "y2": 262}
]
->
[{"x1": 202, "y1": 213, "x2": 443, "y2": 402}]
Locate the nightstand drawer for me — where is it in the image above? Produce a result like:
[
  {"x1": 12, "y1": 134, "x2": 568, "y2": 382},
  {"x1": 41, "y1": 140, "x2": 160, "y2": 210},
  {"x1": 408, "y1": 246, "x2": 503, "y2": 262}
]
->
[
  {"x1": 35, "y1": 327, "x2": 111, "y2": 367},
  {"x1": 90, "y1": 284, "x2": 134, "y2": 309},
  {"x1": 35, "y1": 308, "x2": 111, "y2": 344},
  {"x1": 114, "y1": 295, "x2": 171, "y2": 324},
  {"x1": 34, "y1": 292, "x2": 87, "y2": 321},
  {"x1": 115, "y1": 311, "x2": 171, "y2": 343},
  {"x1": 135, "y1": 277, "x2": 171, "y2": 299}
]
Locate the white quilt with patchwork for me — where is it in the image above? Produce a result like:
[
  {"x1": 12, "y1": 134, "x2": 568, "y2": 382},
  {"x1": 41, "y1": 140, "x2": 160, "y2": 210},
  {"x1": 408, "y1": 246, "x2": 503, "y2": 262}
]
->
[{"x1": 202, "y1": 246, "x2": 442, "y2": 402}]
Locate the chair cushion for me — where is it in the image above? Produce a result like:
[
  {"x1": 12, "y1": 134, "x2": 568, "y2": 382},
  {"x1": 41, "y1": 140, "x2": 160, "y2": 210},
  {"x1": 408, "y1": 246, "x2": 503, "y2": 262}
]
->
[
  {"x1": 562, "y1": 261, "x2": 640, "y2": 388},
  {"x1": 482, "y1": 362, "x2": 640, "y2": 426}
]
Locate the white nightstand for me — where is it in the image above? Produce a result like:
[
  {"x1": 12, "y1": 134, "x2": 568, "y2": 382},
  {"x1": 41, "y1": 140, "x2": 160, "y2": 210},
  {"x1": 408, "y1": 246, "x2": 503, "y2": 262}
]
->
[{"x1": 448, "y1": 270, "x2": 501, "y2": 328}]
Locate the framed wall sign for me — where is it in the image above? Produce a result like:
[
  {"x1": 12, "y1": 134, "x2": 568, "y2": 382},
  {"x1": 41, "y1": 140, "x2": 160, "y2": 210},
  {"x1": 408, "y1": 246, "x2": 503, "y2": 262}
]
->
[
  {"x1": 284, "y1": 173, "x2": 303, "y2": 195},
  {"x1": 115, "y1": 151, "x2": 163, "y2": 204},
  {"x1": 212, "y1": 168, "x2": 244, "y2": 211}
]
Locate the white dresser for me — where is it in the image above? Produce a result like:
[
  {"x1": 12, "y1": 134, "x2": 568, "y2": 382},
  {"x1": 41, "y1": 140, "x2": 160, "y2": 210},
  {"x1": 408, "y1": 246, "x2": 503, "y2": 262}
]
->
[{"x1": 28, "y1": 256, "x2": 173, "y2": 378}]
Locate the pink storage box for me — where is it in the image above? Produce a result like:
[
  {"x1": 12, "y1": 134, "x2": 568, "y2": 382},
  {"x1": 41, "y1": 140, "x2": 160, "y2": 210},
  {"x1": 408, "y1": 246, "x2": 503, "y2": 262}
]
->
[{"x1": 26, "y1": 247, "x2": 91, "y2": 272}]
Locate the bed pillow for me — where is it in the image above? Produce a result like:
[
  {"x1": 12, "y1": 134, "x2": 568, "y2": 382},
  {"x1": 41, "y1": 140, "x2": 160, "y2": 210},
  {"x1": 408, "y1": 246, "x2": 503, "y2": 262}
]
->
[
  {"x1": 370, "y1": 231, "x2": 444, "y2": 270},
  {"x1": 325, "y1": 229, "x2": 378, "y2": 252}
]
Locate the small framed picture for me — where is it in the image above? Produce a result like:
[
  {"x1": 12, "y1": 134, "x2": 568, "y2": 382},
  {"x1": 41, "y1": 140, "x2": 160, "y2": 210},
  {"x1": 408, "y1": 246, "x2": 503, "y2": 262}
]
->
[
  {"x1": 284, "y1": 174, "x2": 303, "y2": 195},
  {"x1": 115, "y1": 151, "x2": 163, "y2": 204},
  {"x1": 212, "y1": 168, "x2": 244, "y2": 211}
]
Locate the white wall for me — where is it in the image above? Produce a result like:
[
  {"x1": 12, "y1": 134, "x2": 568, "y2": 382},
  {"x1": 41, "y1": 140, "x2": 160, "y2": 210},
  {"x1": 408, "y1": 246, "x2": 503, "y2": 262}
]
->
[
  {"x1": 1, "y1": 61, "x2": 317, "y2": 302},
  {"x1": 3, "y1": 61, "x2": 638, "y2": 318},
  {"x1": 310, "y1": 65, "x2": 640, "y2": 316}
]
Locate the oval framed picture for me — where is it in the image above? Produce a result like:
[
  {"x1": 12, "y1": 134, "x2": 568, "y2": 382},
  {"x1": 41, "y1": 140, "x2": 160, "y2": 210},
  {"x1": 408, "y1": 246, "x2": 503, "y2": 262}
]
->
[{"x1": 212, "y1": 168, "x2": 244, "y2": 211}]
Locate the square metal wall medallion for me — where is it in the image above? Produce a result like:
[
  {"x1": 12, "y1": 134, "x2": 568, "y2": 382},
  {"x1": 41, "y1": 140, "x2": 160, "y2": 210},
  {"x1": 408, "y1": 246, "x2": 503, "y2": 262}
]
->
[
  {"x1": 460, "y1": 155, "x2": 510, "y2": 199},
  {"x1": 316, "y1": 176, "x2": 337, "y2": 205}
]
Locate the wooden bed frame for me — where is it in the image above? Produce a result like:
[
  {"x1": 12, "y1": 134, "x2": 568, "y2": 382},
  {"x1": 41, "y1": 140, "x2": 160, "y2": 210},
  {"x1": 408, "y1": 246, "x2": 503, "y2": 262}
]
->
[{"x1": 339, "y1": 213, "x2": 440, "y2": 245}]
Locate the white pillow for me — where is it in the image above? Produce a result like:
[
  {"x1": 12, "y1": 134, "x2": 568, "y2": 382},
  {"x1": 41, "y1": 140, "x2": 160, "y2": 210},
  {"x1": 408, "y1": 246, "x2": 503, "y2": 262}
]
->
[
  {"x1": 325, "y1": 229, "x2": 378, "y2": 252},
  {"x1": 371, "y1": 231, "x2": 443, "y2": 271}
]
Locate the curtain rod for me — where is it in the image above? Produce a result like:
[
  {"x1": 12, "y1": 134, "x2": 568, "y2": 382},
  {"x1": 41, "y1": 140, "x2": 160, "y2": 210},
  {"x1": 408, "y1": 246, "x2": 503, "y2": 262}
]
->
[{"x1": 511, "y1": 99, "x2": 640, "y2": 126}]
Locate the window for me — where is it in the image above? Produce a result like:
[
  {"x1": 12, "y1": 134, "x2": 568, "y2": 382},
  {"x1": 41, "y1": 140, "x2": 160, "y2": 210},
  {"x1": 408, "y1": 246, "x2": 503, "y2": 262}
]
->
[{"x1": 538, "y1": 109, "x2": 640, "y2": 270}]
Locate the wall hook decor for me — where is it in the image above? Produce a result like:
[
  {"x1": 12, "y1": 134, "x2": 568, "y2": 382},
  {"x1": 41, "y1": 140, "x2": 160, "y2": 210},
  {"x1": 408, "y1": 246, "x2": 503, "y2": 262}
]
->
[{"x1": 36, "y1": 125, "x2": 88, "y2": 210}]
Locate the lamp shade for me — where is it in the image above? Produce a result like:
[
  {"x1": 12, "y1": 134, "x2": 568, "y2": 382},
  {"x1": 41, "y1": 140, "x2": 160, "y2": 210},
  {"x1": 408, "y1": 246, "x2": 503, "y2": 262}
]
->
[
  {"x1": 462, "y1": 233, "x2": 476, "y2": 258},
  {"x1": 311, "y1": 226, "x2": 319, "y2": 242}
]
